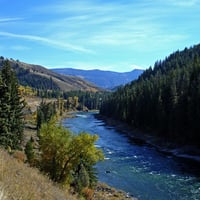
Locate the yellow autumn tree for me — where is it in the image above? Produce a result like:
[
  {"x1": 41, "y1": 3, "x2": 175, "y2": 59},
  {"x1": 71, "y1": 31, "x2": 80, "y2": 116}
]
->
[{"x1": 39, "y1": 118, "x2": 103, "y2": 191}]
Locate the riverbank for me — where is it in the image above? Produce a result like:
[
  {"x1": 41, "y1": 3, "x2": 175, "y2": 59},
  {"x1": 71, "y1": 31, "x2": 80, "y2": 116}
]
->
[
  {"x1": 23, "y1": 110, "x2": 138, "y2": 199},
  {"x1": 94, "y1": 183, "x2": 137, "y2": 200},
  {"x1": 95, "y1": 113, "x2": 200, "y2": 167},
  {"x1": 64, "y1": 111, "x2": 200, "y2": 200}
]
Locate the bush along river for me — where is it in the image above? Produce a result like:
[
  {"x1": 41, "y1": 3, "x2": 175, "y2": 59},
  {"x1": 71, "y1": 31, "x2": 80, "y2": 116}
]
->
[{"x1": 62, "y1": 111, "x2": 200, "y2": 200}]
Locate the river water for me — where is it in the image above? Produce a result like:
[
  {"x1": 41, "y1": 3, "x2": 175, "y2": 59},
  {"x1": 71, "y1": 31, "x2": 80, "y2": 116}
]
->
[{"x1": 62, "y1": 112, "x2": 200, "y2": 200}]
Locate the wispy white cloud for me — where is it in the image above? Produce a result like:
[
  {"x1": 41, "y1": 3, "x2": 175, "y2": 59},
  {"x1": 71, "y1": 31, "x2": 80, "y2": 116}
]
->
[
  {"x1": 41, "y1": 9, "x2": 144, "y2": 47},
  {"x1": 34, "y1": 0, "x2": 187, "y2": 50},
  {"x1": 51, "y1": 60, "x2": 114, "y2": 71},
  {"x1": 0, "y1": 31, "x2": 93, "y2": 54},
  {"x1": 35, "y1": 0, "x2": 118, "y2": 15},
  {"x1": 130, "y1": 64, "x2": 146, "y2": 70},
  {"x1": 52, "y1": 60, "x2": 144, "y2": 72},
  {"x1": 0, "y1": 17, "x2": 23, "y2": 22},
  {"x1": 167, "y1": 0, "x2": 199, "y2": 7},
  {"x1": 10, "y1": 45, "x2": 30, "y2": 51}
]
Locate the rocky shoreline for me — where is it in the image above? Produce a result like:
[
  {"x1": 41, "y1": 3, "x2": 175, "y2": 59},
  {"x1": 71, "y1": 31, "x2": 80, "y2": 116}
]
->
[{"x1": 94, "y1": 183, "x2": 137, "y2": 200}]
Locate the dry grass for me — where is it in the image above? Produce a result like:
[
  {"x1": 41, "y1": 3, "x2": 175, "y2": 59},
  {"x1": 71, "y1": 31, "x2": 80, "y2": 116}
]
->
[
  {"x1": 0, "y1": 148, "x2": 78, "y2": 200},
  {"x1": 0, "y1": 148, "x2": 137, "y2": 200}
]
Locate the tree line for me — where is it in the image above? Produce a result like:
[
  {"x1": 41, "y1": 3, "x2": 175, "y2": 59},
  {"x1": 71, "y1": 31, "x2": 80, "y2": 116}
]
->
[
  {"x1": 37, "y1": 90, "x2": 109, "y2": 111},
  {"x1": 18, "y1": 84, "x2": 109, "y2": 111},
  {"x1": 100, "y1": 44, "x2": 200, "y2": 147}
]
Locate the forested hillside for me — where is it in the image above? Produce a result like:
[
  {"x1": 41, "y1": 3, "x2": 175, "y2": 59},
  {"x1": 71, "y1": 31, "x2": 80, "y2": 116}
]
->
[
  {"x1": 0, "y1": 57, "x2": 100, "y2": 92},
  {"x1": 100, "y1": 44, "x2": 200, "y2": 147}
]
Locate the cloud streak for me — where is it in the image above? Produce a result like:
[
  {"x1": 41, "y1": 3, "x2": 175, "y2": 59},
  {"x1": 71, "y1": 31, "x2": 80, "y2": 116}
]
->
[
  {"x1": 167, "y1": 0, "x2": 199, "y2": 7},
  {"x1": 34, "y1": 0, "x2": 188, "y2": 49},
  {"x1": 0, "y1": 31, "x2": 93, "y2": 54},
  {"x1": 10, "y1": 45, "x2": 30, "y2": 51},
  {"x1": 0, "y1": 17, "x2": 23, "y2": 22},
  {"x1": 54, "y1": 60, "x2": 145, "y2": 72}
]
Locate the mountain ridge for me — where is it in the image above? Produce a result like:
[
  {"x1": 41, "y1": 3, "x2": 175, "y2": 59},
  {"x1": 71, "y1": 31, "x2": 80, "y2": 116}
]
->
[
  {"x1": 51, "y1": 68, "x2": 144, "y2": 89},
  {"x1": 0, "y1": 57, "x2": 100, "y2": 92}
]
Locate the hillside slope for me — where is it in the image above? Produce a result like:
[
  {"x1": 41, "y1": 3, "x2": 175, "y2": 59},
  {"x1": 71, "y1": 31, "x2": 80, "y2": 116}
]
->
[
  {"x1": 100, "y1": 44, "x2": 200, "y2": 146},
  {"x1": 0, "y1": 138, "x2": 136, "y2": 200},
  {"x1": 52, "y1": 68, "x2": 143, "y2": 89},
  {"x1": 0, "y1": 57, "x2": 100, "y2": 92},
  {"x1": 0, "y1": 148, "x2": 77, "y2": 200}
]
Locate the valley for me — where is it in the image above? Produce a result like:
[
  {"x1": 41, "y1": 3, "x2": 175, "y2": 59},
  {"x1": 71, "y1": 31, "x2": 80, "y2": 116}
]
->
[{"x1": 1, "y1": 43, "x2": 200, "y2": 200}]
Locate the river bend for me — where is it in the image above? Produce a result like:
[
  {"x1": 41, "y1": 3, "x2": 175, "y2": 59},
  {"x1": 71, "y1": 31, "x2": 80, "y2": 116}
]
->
[{"x1": 62, "y1": 112, "x2": 200, "y2": 200}]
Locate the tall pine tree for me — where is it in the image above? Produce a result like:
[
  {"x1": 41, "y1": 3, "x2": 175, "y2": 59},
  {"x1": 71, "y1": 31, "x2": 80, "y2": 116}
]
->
[{"x1": 0, "y1": 60, "x2": 24, "y2": 149}]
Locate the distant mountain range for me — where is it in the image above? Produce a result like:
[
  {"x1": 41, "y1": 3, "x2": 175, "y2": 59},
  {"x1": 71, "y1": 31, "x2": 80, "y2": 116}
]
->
[
  {"x1": 51, "y1": 68, "x2": 144, "y2": 89},
  {"x1": 0, "y1": 56, "x2": 144, "y2": 91},
  {"x1": 0, "y1": 57, "x2": 100, "y2": 92}
]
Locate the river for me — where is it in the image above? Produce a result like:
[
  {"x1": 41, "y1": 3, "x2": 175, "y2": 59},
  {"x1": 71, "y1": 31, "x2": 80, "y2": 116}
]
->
[{"x1": 62, "y1": 111, "x2": 200, "y2": 200}]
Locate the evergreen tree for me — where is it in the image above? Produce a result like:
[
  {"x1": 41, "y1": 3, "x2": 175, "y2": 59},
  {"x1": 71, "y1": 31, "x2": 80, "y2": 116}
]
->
[
  {"x1": 0, "y1": 60, "x2": 24, "y2": 149},
  {"x1": 25, "y1": 137, "x2": 35, "y2": 164},
  {"x1": 36, "y1": 100, "x2": 56, "y2": 130}
]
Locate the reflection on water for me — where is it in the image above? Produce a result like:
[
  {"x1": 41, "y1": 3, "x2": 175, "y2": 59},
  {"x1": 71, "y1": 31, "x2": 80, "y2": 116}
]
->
[{"x1": 62, "y1": 112, "x2": 200, "y2": 200}]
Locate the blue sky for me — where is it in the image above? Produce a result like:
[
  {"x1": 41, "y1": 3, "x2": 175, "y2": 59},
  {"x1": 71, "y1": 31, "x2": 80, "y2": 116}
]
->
[{"x1": 0, "y1": 0, "x2": 200, "y2": 72}]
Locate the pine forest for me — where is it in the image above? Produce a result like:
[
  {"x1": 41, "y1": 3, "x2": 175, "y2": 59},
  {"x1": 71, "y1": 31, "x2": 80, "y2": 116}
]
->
[{"x1": 100, "y1": 44, "x2": 200, "y2": 147}]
